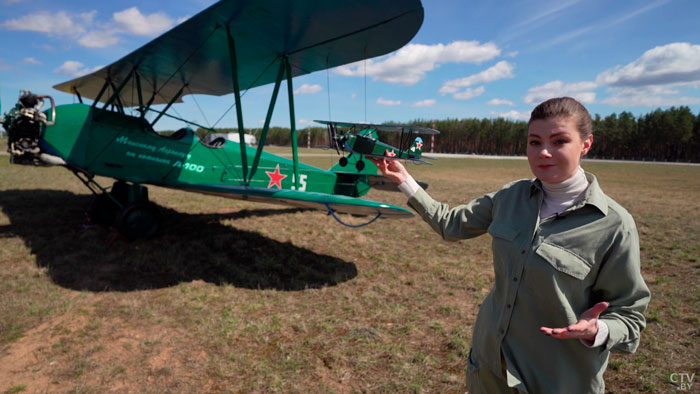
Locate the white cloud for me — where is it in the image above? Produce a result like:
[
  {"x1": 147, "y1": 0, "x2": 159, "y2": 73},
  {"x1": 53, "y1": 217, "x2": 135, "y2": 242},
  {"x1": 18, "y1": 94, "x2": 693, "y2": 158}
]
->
[
  {"x1": 491, "y1": 110, "x2": 531, "y2": 121},
  {"x1": 376, "y1": 98, "x2": 401, "y2": 106},
  {"x1": 2, "y1": 7, "x2": 180, "y2": 49},
  {"x1": 454, "y1": 86, "x2": 485, "y2": 100},
  {"x1": 487, "y1": 98, "x2": 515, "y2": 106},
  {"x1": 601, "y1": 85, "x2": 700, "y2": 107},
  {"x1": 440, "y1": 61, "x2": 515, "y2": 95},
  {"x1": 596, "y1": 42, "x2": 700, "y2": 88},
  {"x1": 53, "y1": 61, "x2": 101, "y2": 77},
  {"x1": 78, "y1": 29, "x2": 121, "y2": 48},
  {"x1": 0, "y1": 59, "x2": 10, "y2": 71},
  {"x1": 412, "y1": 99, "x2": 436, "y2": 107},
  {"x1": 2, "y1": 10, "x2": 95, "y2": 38},
  {"x1": 22, "y1": 57, "x2": 41, "y2": 65},
  {"x1": 294, "y1": 84, "x2": 322, "y2": 94},
  {"x1": 113, "y1": 7, "x2": 176, "y2": 37},
  {"x1": 601, "y1": 93, "x2": 700, "y2": 107},
  {"x1": 334, "y1": 41, "x2": 501, "y2": 85},
  {"x1": 592, "y1": 42, "x2": 700, "y2": 108},
  {"x1": 524, "y1": 80, "x2": 597, "y2": 104}
]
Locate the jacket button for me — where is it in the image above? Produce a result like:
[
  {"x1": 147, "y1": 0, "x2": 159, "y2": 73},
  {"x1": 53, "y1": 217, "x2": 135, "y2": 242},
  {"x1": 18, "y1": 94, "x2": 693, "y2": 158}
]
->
[
  {"x1": 513, "y1": 277, "x2": 518, "y2": 282},
  {"x1": 521, "y1": 250, "x2": 526, "y2": 254}
]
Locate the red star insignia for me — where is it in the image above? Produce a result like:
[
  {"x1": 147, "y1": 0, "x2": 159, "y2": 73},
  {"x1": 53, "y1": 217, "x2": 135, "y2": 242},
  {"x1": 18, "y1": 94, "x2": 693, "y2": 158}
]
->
[
  {"x1": 416, "y1": 141, "x2": 423, "y2": 149},
  {"x1": 265, "y1": 164, "x2": 287, "y2": 189},
  {"x1": 385, "y1": 150, "x2": 396, "y2": 157}
]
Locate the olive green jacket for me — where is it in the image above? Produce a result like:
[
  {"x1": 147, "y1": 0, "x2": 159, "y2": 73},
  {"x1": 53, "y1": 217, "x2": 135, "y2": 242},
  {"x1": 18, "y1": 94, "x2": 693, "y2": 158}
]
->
[{"x1": 407, "y1": 172, "x2": 650, "y2": 394}]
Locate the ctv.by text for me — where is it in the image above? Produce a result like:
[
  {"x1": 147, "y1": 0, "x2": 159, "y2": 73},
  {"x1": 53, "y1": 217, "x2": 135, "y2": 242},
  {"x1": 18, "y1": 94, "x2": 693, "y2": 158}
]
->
[{"x1": 670, "y1": 373, "x2": 695, "y2": 391}]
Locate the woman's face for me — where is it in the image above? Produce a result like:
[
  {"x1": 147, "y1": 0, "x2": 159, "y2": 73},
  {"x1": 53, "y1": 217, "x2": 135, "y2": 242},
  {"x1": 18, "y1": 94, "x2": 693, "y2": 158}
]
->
[{"x1": 527, "y1": 116, "x2": 592, "y2": 184}]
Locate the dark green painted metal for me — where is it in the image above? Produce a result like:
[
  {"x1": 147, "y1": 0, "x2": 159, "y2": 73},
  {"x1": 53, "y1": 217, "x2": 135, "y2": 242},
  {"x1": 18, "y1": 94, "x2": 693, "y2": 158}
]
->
[
  {"x1": 38, "y1": 104, "x2": 413, "y2": 217},
  {"x1": 285, "y1": 57, "x2": 300, "y2": 190},
  {"x1": 226, "y1": 25, "x2": 249, "y2": 184},
  {"x1": 249, "y1": 59, "x2": 285, "y2": 184}
]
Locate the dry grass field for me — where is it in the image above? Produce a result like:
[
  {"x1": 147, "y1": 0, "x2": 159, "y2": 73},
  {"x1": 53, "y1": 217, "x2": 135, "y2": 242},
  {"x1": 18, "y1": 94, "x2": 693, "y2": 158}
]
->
[{"x1": 1, "y1": 144, "x2": 698, "y2": 393}]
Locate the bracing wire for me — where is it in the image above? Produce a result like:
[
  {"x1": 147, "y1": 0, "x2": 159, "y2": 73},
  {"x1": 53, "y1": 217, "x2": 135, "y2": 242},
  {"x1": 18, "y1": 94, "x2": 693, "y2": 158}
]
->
[
  {"x1": 325, "y1": 204, "x2": 382, "y2": 228},
  {"x1": 186, "y1": 85, "x2": 211, "y2": 128},
  {"x1": 364, "y1": 57, "x2": 367, "y2": 123},
  {"x1": 211, "y1": 56, "x2": 279, "y2": 128},
  {"x1": 326, "y1": 57, "x2": 332, "y2": 121}
]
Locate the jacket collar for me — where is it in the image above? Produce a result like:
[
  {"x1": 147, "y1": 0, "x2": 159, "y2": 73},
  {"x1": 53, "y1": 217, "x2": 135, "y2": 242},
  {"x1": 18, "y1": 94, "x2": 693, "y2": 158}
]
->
[{"x1": 529, "y1": 172, "x2": 608, "y2": 216}]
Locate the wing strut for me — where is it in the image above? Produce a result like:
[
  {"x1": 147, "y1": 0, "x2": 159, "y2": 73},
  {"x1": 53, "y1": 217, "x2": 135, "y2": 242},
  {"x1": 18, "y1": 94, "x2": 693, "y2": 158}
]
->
[
  {"x1": 226, "y1": 25, "x2": 249, "y2": 184},
  {"x1": 285, "y1": 56, "x2": 300, "y2": 190},
  {"x1": 135, "y1": 72, "x2": 144, "y2": 111},
  {"x1": 248, "y1": 59, "x2": 286, "y2": 184},
  {"x1": 90, "y1": 80, "x2": 110, "y2": 110},
  {"x1": 97, "y1": 72, "x2": 133, "y2": 118},
  {"x1": 141, "y1": 83, "x2": 157, "y2": 120},
  {"x1": 150, "y1": 83, "x2": 185, "y2": 127}
]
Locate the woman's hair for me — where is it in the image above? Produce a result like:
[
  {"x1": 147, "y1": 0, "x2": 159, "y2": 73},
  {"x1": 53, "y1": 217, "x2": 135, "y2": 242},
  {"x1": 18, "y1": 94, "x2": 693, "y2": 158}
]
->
[{"x1": 528, "y1": 97, "x2": 592, "y2": 139}]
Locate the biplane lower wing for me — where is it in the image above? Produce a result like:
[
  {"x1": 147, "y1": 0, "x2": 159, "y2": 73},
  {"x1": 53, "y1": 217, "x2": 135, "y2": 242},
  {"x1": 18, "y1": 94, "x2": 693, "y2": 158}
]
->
[
  {"x1": 174, "y1": 183, "x2": 413, "y2": 218},
  {"x1": 365, "y1": 174, "x2": 429, "y2": 191},
  {"x1": 341, "y1": 143, "x2": 434, "y2": 165}
]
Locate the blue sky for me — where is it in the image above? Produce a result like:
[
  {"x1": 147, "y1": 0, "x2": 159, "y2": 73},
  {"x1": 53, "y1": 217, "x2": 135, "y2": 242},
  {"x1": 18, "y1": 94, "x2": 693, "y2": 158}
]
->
[{"x1": 1, "y1": 0, "x2": 699, "y2": 131}]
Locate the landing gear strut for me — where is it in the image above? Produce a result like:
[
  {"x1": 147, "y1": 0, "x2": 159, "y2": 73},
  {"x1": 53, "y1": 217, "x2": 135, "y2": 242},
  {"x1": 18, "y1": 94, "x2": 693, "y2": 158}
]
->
[{"x1": 87, "y1": 181, "x2": 160, "y2": 240}]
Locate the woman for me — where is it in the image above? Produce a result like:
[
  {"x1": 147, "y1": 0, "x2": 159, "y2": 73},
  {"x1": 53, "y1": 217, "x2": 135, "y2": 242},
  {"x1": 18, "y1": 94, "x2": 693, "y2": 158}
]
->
[{"x1": 371, "y1": 97, "x2": 650, "y2": 393}]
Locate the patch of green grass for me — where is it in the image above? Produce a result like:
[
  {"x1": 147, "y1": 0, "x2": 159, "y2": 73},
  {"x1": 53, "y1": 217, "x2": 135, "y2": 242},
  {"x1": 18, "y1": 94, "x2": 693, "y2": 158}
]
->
[{"x1": 6, "y1": 385, "x2": 26, "y2": 394}]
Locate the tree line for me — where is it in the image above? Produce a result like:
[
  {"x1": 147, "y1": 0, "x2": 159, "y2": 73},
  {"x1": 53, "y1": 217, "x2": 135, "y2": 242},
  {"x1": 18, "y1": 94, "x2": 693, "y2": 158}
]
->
[{"x1": 197, "y1": 106, "x2": 700, "y2": 163}]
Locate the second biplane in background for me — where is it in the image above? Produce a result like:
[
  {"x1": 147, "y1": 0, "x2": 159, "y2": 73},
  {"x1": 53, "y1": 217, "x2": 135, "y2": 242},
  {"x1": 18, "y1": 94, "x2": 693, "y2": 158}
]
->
[
  {"x1": 316, "y1": 120, "x2": 438, "y2": 171},
  {"x1": 1, "y1": 0, "x2": 434, "y2": 239}
]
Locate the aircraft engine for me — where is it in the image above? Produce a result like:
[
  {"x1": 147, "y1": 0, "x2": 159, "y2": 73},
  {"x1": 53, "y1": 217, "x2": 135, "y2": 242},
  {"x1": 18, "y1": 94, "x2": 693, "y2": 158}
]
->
[{"x1": 2, "y1": 91, "x2": 62, "y2": 165}]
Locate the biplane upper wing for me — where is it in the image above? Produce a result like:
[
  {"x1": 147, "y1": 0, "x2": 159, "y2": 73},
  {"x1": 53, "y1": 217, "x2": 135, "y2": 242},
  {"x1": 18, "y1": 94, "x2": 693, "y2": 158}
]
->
[
  {"x1": 315, "y1": 120, "x2": 439, "y2": 135},
  {"x1": 53, "y1": 0, "x2": 424, "y2": 106}
]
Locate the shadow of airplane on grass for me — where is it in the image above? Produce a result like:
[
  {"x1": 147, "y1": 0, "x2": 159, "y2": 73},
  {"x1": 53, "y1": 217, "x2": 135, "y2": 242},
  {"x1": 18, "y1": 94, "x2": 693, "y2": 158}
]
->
[{"x1": 0, "y1": 189, "x2": 357, "y2": 292}]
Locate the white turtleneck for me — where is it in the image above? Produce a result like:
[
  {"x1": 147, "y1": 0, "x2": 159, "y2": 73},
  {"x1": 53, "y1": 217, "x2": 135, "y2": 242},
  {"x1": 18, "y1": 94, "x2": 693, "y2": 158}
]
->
[{"x1": 539, "y1": 167, "x2": 589, "y2": 220}]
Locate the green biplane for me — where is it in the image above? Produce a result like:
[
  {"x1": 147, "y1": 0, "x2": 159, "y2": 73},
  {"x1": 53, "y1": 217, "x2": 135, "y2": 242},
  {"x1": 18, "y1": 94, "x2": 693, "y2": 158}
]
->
[
  {"x1": 1, "y1": 0, "x2": 432, "y2": 239},
  {"x1": 316, "y1": 120, "x2": 438, "y2": 171}
]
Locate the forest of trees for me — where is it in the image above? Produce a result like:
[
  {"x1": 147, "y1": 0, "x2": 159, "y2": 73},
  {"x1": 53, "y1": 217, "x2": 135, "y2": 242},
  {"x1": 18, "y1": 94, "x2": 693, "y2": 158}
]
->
[{"x1": 201, "y1": 106, "x2": 700, "y2": 163}]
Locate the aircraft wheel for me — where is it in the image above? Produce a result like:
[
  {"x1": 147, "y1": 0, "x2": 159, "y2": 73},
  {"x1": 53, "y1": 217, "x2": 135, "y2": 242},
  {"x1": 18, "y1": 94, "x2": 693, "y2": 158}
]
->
[
  {"x1": 115, "y1": 202, "x2": 160, "y2": 240},
  {"x1": 339, "y1": 157, "x2": 348, "y2": 167},
  {"x1": 355, "y1": 159, "x2": 365, "y2": 171}
]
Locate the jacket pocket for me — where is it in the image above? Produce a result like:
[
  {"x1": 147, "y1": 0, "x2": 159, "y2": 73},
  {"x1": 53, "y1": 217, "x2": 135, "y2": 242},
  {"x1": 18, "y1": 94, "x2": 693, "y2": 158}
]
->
[
  {"x1": 535, "y1": 241, "x2": 592, "y2": 280},
  {"x1": 487, "y1": 222, "x2": 519, "y2": 242}
]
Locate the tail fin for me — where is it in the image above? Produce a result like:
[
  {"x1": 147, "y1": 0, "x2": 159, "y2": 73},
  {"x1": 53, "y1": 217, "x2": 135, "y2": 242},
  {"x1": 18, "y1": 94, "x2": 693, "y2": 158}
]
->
[{"x1": 409, "y1": 137, "x2": 424, "y2": 155}]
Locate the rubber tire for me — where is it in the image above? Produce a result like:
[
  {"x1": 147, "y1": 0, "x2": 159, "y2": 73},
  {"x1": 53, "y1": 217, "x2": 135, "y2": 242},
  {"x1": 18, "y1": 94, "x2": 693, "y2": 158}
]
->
[
  {"x1": 339, "y1": 157, "x2": 348, "y2": 167},
  {"x1": 115, "y1": 202, "x2": 160, "y2": 240},
  {"x1": 355, "y1": 159, "x2": 365, "y2": 171}
]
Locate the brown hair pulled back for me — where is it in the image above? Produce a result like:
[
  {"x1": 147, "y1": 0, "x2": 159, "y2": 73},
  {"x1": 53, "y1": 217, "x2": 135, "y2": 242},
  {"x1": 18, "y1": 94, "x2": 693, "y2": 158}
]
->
[{"x1": 528, "y1": 97, "x2": 592, "y2": 139}]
